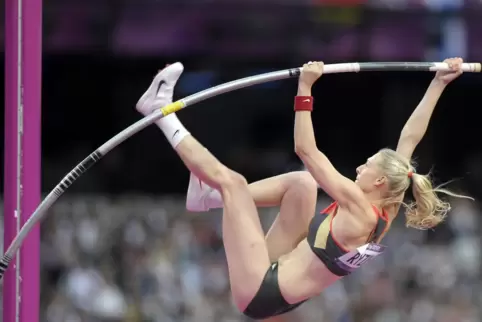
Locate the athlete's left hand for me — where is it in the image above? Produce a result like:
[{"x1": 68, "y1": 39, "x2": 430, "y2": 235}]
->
[{"x1": 435, "y1": 57, "x2": 463, "y2": 85}]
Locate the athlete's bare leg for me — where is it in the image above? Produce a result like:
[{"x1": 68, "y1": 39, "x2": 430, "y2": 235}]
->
[
  {"x1": 137, "y1": 63, "x2": 272, "y2": 311},
  {"x1": 249, "y1": 172, "x2": 318, "y2": 260},
  {"x1": 174, "y1": 130, "x2": 273, "y2": 311},
  {"x1": 188, "y1": 171, "x2": 318, "y2": 261}
]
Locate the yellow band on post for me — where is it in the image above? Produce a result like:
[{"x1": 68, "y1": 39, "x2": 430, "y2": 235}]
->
[{"x1": 160, "y1": 100, "x2": 185, "y2": 116}]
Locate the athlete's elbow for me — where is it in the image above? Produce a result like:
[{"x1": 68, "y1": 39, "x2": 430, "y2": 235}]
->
[
  {"x1": 294, "y1": 143, "x2": 317, "y2": 159},
  {"x1": 398, "y1": 134, "x2": 421, "y2": 154},
  {"x1": 400, "y1": 127, "x2": 424, "y2": 144}
]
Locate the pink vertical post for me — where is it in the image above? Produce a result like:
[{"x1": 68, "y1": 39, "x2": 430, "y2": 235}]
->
[
  {"x1": 3, "y1": 1, "x2": 19, "y2": 321},
  {"x1": 4, "y1": 0, "x2": 42, "y2": 321}
]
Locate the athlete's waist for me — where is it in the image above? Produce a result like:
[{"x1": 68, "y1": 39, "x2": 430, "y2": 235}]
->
[{"x1": 277, "y1": 240, "x2": 342, "y2": 303}]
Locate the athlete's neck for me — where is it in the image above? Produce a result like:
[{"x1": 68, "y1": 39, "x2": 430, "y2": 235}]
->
[{"x1": 363, "y1": 190, "x2": 385, "y2": 209}]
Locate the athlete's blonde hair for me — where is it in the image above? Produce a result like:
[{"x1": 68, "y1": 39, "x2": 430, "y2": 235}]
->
[{"x1": 376, "y1": 148, "x2": 472, "y2": 230}]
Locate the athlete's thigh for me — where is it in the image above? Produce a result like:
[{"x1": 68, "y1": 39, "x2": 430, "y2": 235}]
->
[
  {"x1": 219, "y1": 176, "x2": 272, "y2": 311},
  {"x1": 265, "y1": 175, "x2": 318, "y2": 261}
]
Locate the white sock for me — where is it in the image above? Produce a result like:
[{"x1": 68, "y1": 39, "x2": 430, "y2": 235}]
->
[
  {"x1": 155, "y1": 113, "x2": 190, "y2": 148},
  {"x1": 206, "y1": 189, "x2": 224, "y2": 209}
]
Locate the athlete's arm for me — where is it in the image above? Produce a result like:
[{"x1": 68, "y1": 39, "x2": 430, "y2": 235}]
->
[
  {"x1": 294, "y1": 62, "x2": 370, "y2": 213},
  {"x1": 396, "y1": 57, "x2": 463, "y2": 159},
  {"x1": 396, "y1": 79, "x2": 446, "y2": 159}
]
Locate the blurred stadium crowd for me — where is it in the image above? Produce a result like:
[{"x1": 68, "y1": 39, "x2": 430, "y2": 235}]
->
[{"x1": 1, "y1": 191, "x2": 478, "y2": 322}]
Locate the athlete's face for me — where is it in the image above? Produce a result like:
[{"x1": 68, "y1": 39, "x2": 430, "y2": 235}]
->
[{"x1": 355, "y1": 153, "x2": 386, "y2": 192}]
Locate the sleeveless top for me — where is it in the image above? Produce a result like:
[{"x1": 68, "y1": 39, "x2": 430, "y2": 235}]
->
[{"x1": 307, "y1": 202, "x2": 389, "y2": 276}]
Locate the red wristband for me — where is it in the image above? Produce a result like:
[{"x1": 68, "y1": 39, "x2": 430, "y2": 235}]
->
[{"x1": 294, "y1": 96, "x2": 313, "y2": 112}]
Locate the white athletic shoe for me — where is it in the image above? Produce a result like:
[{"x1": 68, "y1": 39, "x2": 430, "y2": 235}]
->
[
  {"x1": 186, "y1": 173, "x2": 214, "y2": 212},
  {"x1": 136, "y1": 62, "x2": 184, "y2": 116}
]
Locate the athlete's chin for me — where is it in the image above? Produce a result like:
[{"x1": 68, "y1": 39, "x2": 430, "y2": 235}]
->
[{"x1": 354, "y1": 180, "x2": 366, "y2": 190}]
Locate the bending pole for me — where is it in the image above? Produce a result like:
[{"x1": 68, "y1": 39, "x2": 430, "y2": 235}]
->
[{"x1": 4, "y1": 0, "x2": 42, "y2": 321}]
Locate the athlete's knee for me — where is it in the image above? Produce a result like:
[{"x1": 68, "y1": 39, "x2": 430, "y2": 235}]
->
[
  {"x1": 217, "y1": 169, "x2": 248, "y2": 191},
  {"x1": 286, "y1": 171, "x2": 318, "y2": 194}
]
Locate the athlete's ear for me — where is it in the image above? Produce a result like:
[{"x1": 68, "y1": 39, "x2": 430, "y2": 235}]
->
[{"x1": 374, "y1": 176, "x2": 387, "y2": 187}]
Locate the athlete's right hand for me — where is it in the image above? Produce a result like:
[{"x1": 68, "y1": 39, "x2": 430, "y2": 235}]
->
[
  {"x1": 299, "y1": 61, "x2": 324, "y2": 89},
  {"x1": 434, "y1": 57, "x2": 463, "y2": 85}
]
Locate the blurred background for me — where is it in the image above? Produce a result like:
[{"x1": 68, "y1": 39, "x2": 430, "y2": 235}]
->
[{"x1": 2, "y1": 0, "x2": 482, "y2": 321}]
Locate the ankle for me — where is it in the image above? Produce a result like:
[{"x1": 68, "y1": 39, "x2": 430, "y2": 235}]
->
[{"x1": 155, "y1": 113, "x2": 190, "y2": 148}]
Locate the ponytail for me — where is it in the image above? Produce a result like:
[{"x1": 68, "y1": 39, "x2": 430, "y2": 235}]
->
[{"x1": 404, "y1": 173, "x2": 473, "y2": 230}]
